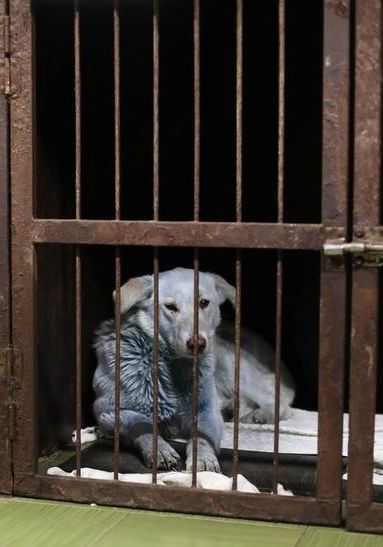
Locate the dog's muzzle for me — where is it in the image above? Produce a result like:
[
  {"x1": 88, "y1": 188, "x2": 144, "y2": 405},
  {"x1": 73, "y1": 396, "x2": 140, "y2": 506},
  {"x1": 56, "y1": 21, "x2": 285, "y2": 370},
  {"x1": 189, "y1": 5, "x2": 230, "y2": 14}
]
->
[{"x1": 186, "y1": 335, "x2": 207, "y2": 354}]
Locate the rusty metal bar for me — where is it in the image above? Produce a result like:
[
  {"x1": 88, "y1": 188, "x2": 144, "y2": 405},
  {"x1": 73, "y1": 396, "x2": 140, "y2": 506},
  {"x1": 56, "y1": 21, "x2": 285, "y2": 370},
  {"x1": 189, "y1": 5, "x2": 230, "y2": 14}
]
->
[
  {"x1": 152, "y1": 248, "x2": 160, "y2": 483},
  {"x1": 347, "y1": 0, "x2": 382, "y2": 532},
  {"x1": 315, "y1": 0, "x2": 349, "y2": 511},
  {"x1": 114, "y1": 0, "x2": 121, "y2": 222},
  {"x1": 8, "y1": 0, "x2": 34, "y2": 482},
  {"x1": 32, "y1": 220, "x2": 342, "y2": 249},
  {"x1": 273, "y1": 0, "x2": 286, "y2": 494},
  {"x1": 191, "y1": 250, "x2": 199, "y2": 487},
  {"x1": 0, "y1": 0, "x2": 12, "y2": 496},
  {"x1": 113, "y1": 248, "x2": 121, "y2": 480},
  {"x1": 151, "y1": 0, "x2": 160, "y2": 484},
  {"x1": 74, "y1": 0, "x2": 82, "y2": 477},
  {"x1": 75, "y1": 247, "x2": 82, "y2": 476},
  {"x1": 232, "y1": 0, "x2": 243, "y2": 491},
  {"x1": 193, "y1": 0, "x2": 200, "y2": 221},
  {"x1": 16, "y1": 474, "x2": 341, "y2": 525},
  {"x1": 113, "y1": 0, "x2": 121, "y2": 481},
  {"x1": 273, "y1": 255, "x2": 282, "y2": 494},
  {"x1": 277, "y1": 0, "x2": 285, "y2": 225},
  {"x1": 74, "y1": 2, "x2": 81, "y2": 221},
  {"x1": 232, "y1": 252, "x2": 241, "y2": 490},
  {"x1": 191, "y1": 0, "x2": 201, "y2": 487},
  {"x1": 153, "y1": 0, "x2": 159, "y2": 221}
]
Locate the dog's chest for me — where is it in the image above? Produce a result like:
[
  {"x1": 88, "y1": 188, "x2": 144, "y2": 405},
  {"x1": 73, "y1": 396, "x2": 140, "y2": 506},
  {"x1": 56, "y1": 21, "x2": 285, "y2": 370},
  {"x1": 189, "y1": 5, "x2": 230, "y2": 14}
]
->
[{"x1": 119, "y1": 327, "x2": 192, "y2": 422}]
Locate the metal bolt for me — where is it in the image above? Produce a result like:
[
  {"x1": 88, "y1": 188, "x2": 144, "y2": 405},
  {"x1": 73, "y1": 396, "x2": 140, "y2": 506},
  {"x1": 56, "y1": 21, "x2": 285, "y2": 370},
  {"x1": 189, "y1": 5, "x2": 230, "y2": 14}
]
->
[
  {"x1": 354, "y1": 256, "x2": 364, "y2": 267},
  {"x1": 355, "y1": 228, "x2": 365, "y2": 238}
]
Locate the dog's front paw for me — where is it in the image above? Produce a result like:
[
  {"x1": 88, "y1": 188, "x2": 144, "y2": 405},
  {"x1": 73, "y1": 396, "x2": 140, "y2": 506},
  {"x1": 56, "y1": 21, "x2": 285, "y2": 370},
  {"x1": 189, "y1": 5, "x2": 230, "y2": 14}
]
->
[
  {"x1": 136, "y1": 434, "x2": 181, "y2": 470},
  {"x1": 186, "y1": 439, "x2": 220, "y2": 473},
  {"x1": 186, "y1": 454, "x2": 220, "y2": 473},
  {"x1": 247, "y1": 408, "x2": 273, "y2": 424},
  {"x1": 240, "y1": 404, "x2": 293, "y2": 424}
]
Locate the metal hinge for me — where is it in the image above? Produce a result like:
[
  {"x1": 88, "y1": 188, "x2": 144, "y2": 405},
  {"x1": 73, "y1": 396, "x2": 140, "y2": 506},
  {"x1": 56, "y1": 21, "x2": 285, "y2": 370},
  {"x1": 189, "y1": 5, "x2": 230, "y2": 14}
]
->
[
  {"x1": 0, "y1": 347, "x2": 22, "y2": 440},
  {"x1": 0, "y1": 15, "x2": 17, "y2": 97},
  {"x1": 323, "y1": 240, "x2": 383, "y2": 268}
]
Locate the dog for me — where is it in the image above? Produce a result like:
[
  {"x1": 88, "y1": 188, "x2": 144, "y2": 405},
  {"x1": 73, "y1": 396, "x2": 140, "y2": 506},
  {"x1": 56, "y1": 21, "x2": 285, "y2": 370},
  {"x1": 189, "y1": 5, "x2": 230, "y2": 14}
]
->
[{"x1": 93, "y1": 267, "x2": 295, "y2": 472}]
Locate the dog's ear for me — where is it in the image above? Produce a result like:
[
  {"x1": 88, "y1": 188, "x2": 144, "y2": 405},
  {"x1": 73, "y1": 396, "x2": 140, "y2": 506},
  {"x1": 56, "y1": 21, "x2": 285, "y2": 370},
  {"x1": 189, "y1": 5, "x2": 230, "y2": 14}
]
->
[
  {"x1": 211, "y1": 274, "x2": 236, "y2": 307},
  {"x1": 113, "y1": 275, "x2": 153, "y2": 314}
]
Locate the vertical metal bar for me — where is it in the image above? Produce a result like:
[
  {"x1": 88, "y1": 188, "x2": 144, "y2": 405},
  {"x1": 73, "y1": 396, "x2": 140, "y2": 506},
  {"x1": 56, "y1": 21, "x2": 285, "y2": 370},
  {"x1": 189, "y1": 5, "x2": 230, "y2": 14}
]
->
[
  {"x1": 191, "y1": 0, "x2": 201, "y2": 488},
  {"x1": 273, "y1": 0, "x2": 285, "y2": 495},
  {"x1": 74, "y1": 2, "x2": 81, "y2": 222},
  {"x1": 153, "y1": 0, "x2": 160, "y2": 222},
  {"x1": 151, "y1": 0, "x2": 160, "y2": 484},
  {"x1": 74, "y1": 0, "x2": 82, "y2": 477},
  {"x1": 232, "y1": 0, "x2": 243, "y2": 491},
  {"x1": 191, "y1": 249, "x2": 199, "y2": 487},
  {"x1": 347, "y1": 0, "x2": 381, "y2": 528},
  {"x1": 0, "y1": 0, "x2": 12, "y2": 496},
  {"x1": 193, "y1": 0, "x2": 200, "y2": 222},
  {"x1": 316, "y1": 0, "x2": 349, "y2": 509},
  {"x1": 9, "y1": 0, "x2": 35, "y2": 483},
  {"x1": 113, "y1": 0, "x2": 121, "y2": 481}
]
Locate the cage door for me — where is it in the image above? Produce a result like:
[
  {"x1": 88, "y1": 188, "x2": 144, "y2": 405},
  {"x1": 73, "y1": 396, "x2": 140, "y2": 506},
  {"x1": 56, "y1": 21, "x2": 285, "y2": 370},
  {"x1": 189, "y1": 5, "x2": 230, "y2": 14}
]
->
[{"x1": 346, "y1": 0, "x2": 383, "y2": 534}]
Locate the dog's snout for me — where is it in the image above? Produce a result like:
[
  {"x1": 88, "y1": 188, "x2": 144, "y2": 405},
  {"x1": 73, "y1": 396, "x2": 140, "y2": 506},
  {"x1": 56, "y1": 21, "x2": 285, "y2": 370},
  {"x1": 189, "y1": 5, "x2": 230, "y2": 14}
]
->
[{"x1": 186, "y1": 335, "x2": 207, "y2": 354}]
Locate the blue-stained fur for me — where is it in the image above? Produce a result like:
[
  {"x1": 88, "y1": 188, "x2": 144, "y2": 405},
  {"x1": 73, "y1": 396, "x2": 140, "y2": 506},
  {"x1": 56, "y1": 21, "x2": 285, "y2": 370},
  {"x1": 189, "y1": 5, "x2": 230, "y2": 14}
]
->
[{"x1": 93, "y1": 316, "x2": 223, "y2": 471}]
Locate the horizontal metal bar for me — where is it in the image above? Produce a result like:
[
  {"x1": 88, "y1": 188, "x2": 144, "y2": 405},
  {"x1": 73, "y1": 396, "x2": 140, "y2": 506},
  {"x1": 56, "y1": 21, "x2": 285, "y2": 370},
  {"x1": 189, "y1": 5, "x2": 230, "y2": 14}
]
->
[
  {"x1": 15, "y1": 474, "x2": 341, "y2": 525},
  {"x1": 32, "y1": 220, "x2": 344, "y2": 250},
  {"x1": 347, "y1": 503, "x2": 383, "y2": 534}
]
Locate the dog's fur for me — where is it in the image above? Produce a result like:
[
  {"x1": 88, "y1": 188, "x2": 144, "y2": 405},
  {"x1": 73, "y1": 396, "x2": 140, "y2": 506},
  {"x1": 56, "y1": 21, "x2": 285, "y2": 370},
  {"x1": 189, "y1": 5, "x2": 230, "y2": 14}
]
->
[{"x1": 93, "y1": 267, "x2": 295, "y2": 472}]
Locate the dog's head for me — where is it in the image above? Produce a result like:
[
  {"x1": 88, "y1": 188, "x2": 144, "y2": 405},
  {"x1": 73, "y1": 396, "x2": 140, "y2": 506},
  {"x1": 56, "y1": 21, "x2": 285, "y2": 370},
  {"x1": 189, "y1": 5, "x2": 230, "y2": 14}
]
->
[{"x1": 114, "y1": 267, "x2": 235, "y2": 358}]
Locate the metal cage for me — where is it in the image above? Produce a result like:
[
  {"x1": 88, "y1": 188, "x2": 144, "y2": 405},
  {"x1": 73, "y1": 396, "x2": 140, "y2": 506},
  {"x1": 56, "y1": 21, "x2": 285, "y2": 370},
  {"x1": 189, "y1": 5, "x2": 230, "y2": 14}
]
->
[{"x1": 0, "y1": 0, "x2": 382, "y2": 532}]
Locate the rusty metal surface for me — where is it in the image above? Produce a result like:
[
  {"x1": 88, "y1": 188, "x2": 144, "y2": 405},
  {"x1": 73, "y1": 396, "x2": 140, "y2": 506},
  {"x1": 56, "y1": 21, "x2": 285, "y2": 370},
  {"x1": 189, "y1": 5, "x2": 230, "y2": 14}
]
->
[
  {"x1": 113, "y1": 0, "x2": 121, "y2": 481},
  {"x1": 321, "y1": 0, "x2": 349, "y2": 225},
  {"x1": 231, "y1": 0, "x2": 243, "y2": 491},
  {"x1": 0, "y1": 0, "x2": 11, "y2": 495},
  {"x1": 272, "y1": 0, "x2": 286, "y2": 495},
  {"x1": 32, "y1": 220, "x2": 343, "y2": 248},
  {"x1": 113, "y1": 247, "x2": 121, "y2": 480},
  {"x1": 191, "y1": 250, "x2": 199, "y2": 487},
  {"x1": 151, "y1": 248, "x2": 160, "y2": 483},
  {"x1": 151, "y1": 1, "x2": 160, "y2": 483},
  {"x1": 315, "y1": 0, "x2": 349, "y2": 511},
  {"x1": 6, "y1": 0, "x2": 357, "y2": 527},
  {"x1": 75, "y1": 247, "x2": 82, "y2": 476},
  {"x1": 15, "y1": 474, "x2": 341, "y2": 525},
  {"x1": 74, "y1": 0, "x2": 82, "y2": 477},
  {"x1": 346, "y1": 0, "x2": 382, "y2": 533},
  {"x1": 190, "y1": 1, "x2": 201, "y2": 487},
  {"x1": 193, "y1": 0, "x2": 200, "y2": 221},
  {"x1": 232, "y1": 251, "x2": 241, "y2": 490},
  {"x1": 10, "y1": 0, "x2": 35, "y2": 481}
]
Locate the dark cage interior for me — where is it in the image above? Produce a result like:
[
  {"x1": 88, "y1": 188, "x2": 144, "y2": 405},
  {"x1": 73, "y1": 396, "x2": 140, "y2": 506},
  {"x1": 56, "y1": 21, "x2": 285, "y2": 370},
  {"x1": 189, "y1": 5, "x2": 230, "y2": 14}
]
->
[{"x1": 34, "y1": 0, "x2": 333, "y2": 493}]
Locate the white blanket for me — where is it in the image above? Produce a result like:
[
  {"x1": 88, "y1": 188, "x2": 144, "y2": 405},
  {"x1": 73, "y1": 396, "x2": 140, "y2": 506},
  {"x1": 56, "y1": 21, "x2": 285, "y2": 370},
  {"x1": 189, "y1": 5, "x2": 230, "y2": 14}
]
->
[
  {"x1": 47, "y1": 466, "x2": 293, "y2": 495},
  {"x1": 220, "y1": 409, "x2": 383, "y2": 486},
  {"x1": 66, "y1": 409, "x2": 383, "y2": 488}
]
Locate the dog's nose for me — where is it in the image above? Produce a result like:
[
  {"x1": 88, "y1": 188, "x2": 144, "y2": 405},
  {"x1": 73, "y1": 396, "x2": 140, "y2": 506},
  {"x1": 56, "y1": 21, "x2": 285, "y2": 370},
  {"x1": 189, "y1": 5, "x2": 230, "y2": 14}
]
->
[{"x1": 186, "y1": 335, "x2": 206, "y2": 354}]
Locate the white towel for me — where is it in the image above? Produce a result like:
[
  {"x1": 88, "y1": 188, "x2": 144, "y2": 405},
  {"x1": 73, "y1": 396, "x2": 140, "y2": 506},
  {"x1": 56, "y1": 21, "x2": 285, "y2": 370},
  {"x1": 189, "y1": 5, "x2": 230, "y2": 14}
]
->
[
  {"x1": 47, "y1": 466, "x2": 293, "y2": 495},
  {"x1": 69, "y1": 410, "x2": 383, "y2": 488}
]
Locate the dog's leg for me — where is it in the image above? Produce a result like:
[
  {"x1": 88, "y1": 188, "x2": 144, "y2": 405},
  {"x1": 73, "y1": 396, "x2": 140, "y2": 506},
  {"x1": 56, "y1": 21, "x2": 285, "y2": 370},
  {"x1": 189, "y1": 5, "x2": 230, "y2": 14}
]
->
[
  {"x1": 97, "y1": 408, "x2": 180, "y2": 470},
  {"x1": 185, "y1": 374, "x2": 223, "y2": 473}
]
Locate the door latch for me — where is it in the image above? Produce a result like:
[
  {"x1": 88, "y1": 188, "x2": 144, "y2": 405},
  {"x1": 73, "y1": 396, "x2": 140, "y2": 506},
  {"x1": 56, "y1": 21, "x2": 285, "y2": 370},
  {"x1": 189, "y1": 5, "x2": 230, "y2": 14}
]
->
[{"x1": 323, "y1": 240, "x2": 383, "y2": 267}]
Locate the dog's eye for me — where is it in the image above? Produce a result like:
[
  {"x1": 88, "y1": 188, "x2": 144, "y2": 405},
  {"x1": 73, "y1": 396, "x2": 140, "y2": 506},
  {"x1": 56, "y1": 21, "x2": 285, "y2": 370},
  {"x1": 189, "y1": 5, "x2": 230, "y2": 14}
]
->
[
  {"x1": 165, "y1": 303, "x2": 179, "y2": 313},
  {"x1": 199, "y1": 299, "x2": 210, "y2": 309}
]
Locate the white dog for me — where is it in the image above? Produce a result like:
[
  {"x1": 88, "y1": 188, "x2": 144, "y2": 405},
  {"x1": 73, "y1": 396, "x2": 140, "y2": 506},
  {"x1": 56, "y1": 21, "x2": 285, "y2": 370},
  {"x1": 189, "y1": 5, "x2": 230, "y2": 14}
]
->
[{"x1": 93, "y1": 268, "x2": 295, "y2": 471}]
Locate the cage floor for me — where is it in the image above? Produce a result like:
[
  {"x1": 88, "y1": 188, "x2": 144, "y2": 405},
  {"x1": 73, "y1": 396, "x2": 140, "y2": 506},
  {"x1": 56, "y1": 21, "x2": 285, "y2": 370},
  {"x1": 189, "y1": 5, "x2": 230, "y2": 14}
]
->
[
  {"x1": 1, "y1": 497, "x2": 383, "y2": 546},
  {"x1": 39, "y1": 439, "x2": 321, "y2": 496},
  {"x1": 38, "y1": 440, "x2": 383, "y2": 502}
]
